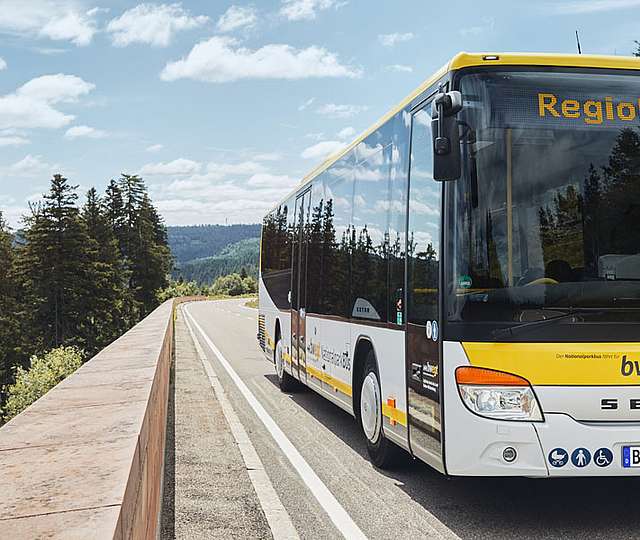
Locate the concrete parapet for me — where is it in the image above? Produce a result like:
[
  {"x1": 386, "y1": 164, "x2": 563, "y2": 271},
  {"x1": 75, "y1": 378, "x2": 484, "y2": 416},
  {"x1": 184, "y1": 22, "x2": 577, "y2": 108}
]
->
[{"x1": 0, "y1": 299, "x2": 189, "y2": 539}]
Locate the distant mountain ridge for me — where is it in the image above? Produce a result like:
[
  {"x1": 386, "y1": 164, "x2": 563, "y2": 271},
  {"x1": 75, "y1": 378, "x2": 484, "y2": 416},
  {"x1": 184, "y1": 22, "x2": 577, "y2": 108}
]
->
[
  {"x1": 167, "y1": 224, "x2": 261, "y2": 284},
  {"x1": 174, "y1": 237, "x2": 260, "y2": 284},
  {"x1": 167, "y1": 224, "x2": 261, "y2": 264}
]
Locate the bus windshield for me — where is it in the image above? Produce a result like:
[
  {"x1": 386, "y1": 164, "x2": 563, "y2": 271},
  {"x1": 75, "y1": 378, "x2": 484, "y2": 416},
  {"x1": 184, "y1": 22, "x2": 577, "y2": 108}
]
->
[{"x1": 448, "y1": 69, "x2": 640, "y2": 341}]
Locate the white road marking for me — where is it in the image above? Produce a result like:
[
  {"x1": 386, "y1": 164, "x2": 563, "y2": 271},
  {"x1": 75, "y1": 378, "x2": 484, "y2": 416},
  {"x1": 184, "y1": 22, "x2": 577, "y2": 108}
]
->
[
  {"x1": 183, "y1": 307, "x2": 299, "y2": 540},
  {"x1": 184, "y1": 304, "x2": 368, "y2": 540}
]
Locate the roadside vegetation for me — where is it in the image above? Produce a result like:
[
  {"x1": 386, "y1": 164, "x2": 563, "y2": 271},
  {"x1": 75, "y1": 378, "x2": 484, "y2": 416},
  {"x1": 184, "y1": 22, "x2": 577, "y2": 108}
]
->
[
  {"x1": 2, "y1": 347, "x2": 84, "y2": 422},
  {"x1": 157, "y1": 271, "x2": 257, "y2": 302}
]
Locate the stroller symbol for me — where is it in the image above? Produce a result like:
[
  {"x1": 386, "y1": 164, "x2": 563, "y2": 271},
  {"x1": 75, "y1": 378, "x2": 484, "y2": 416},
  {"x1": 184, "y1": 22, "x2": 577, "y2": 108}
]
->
[{"x1": 594, "y1": 448, "x2": 613, "y2": 467}]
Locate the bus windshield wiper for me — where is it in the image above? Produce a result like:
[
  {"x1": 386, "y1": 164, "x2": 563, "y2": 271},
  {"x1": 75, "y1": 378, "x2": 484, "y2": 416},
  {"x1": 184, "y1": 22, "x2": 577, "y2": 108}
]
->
[{"x1": 492, "y1": 308, "x2": 606, "y2": 340}]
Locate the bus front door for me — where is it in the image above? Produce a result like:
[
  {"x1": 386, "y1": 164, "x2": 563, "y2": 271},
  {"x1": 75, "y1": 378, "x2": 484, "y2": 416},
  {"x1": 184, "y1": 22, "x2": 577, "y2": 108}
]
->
[
  {"x1": 291, "y1": 189, "x2": 311, "y2": 385},
  {"x1": 405, "y1": 105, "x2": 444, "y2": 471}
]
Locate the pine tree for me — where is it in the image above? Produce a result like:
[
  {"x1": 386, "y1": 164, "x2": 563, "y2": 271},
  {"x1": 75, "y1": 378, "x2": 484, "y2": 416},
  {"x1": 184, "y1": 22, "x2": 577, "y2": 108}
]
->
[
  {"x1": 119, "y1": 174, "x2": 146, "y2": 261},
  {"x1": 80, "y1": 188, "x2": 131, "y2": 352},
  {"x1": 0, "y1": 211, "x2": 20, "y2": 391},
  {"x1": 131, "y1": 193, "x2": 172, "y2": 316},
  {"x1": 104, "y1": 179, "x2": 125, "y2": 246},
  {"x1": 17, "y1": 175, "x2": 92, "y2": 351}
]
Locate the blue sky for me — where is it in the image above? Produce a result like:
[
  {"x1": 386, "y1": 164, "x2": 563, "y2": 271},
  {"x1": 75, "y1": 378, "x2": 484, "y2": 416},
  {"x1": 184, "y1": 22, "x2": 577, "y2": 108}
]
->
[{"x1": 1, "y1": 0, "x2": 639, "y2": 227}]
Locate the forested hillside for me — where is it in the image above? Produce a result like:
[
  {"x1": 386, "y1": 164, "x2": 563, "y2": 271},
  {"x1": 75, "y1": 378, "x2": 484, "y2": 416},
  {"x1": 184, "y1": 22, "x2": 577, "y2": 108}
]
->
[
  {"x1": 0, "y1": 174, "x2": 172, "y2": 419},
  {"x1": 168, "y1": 224, "x2": 260, "y2": 263},
  {"x1": 174, "y1": 237, "x2": 260, "y2": 284}
]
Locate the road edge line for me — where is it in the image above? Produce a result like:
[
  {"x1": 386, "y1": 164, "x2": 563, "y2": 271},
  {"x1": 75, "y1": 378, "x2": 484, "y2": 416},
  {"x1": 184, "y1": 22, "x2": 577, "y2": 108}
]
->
[
  {"x1": 182, "y1": 306, "x2": 300, "y2": 540},
  {"x1": 183, "y1": 304, "x2": 368, "y2": 540}
]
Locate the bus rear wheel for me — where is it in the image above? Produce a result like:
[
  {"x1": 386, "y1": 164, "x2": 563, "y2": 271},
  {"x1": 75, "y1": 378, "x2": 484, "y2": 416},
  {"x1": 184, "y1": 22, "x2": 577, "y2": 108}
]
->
[
  {"x1": 359, "y1": 350, "x2": 402, "y2": 469},
  {"x1": 275, "y1": 338, "x2": 296, "y2": 392}
]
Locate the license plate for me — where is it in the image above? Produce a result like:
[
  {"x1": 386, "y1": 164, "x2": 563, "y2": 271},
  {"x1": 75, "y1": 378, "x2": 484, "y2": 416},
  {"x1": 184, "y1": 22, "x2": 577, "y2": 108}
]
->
[{"x1": 623, "y1": 446, "x2": 640, "y2": 468}]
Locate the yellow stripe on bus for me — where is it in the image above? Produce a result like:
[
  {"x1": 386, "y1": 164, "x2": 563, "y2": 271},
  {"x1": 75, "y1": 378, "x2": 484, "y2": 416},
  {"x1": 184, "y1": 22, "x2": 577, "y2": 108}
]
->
[
  {"x1": 463, "y1": 342, "x2": 640, "y2": 386},
  {"x1": 306, "y1": 366, "x2": 407, "y2": 425},
  {"x1": 382, "y1": 402, "x2": 408, "y2": 427},
  {"x1": 307, "y1": 366, "x2": 352, "y2": 397}
]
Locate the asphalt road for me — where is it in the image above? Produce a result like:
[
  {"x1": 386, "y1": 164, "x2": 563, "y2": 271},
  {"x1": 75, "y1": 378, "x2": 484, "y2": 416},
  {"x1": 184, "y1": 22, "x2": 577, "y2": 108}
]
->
[{"x1": 185, "y1": 299, "x2": 640, "y2": 540}]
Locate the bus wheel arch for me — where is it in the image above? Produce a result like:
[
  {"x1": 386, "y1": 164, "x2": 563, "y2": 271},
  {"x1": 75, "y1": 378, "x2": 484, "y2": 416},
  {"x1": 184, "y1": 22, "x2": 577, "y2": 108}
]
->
[
  {"x1": 352, "y1": 337, "x2": 373, "y2": 422},
  {"x1": 273, "y1": 318, "x2": 281, "y2": 355},
  {"x1": 274, "y1": 318, "x2": 295, "y2": 392}
]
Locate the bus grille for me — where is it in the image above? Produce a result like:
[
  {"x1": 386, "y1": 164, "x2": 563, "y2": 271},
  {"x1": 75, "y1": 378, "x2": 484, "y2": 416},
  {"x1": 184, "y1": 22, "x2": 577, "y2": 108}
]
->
[{"x1": 257, "y1": 315, "x2": 266, "y2": 351}]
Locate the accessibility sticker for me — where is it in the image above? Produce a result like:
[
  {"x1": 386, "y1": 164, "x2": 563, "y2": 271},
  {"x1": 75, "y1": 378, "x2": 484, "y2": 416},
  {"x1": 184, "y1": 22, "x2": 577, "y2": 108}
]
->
[
  {"x1": 571, "y1": 448, "x2": 591, "y2": 468},
  {"x1": 548, "y1": 448, "x2": 569, "y2": 468},
  {"x1": 594, "y1": 448, "x2": 613, "y2": 468}
]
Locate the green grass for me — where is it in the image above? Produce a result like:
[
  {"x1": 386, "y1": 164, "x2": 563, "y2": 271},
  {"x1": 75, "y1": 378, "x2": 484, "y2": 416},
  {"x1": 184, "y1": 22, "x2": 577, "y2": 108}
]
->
[{"x1": 244, "y1": 298, "x2": 258, "y2": 309}]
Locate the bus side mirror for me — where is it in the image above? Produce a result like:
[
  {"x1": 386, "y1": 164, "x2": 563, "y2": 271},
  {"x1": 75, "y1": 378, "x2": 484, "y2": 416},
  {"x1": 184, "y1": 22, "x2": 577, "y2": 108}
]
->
[{"x1": 431, "y1": 91, "x2": 462, "y2": 181}]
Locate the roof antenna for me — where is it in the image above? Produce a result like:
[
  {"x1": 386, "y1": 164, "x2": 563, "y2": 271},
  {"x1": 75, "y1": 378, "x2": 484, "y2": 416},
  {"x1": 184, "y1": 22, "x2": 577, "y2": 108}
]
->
[{"x1": 575, "y1": 30, "x2": 582, "y2": 54}]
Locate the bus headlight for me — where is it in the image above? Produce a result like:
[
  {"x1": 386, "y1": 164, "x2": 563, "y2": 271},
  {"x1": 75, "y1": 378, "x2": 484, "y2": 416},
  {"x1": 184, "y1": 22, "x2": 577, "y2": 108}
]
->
[{"x1": 455, "y1": 366, "x2": 543, "y2": 422}]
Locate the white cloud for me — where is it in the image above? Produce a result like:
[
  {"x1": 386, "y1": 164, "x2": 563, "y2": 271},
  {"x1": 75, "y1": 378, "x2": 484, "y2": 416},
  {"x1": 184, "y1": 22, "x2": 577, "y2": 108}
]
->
[
  {"x1": 144, "y1": 156, "x2": 305, "y2": 224},
  {"x1": 17, "y1": 74, "x2": 95, "y2": 104},
  {"x1": 0, "y1": 135, "x2": 29, "y2": 146},
  {"x1": 40, "y1": 10, "x2": 97, "y2": 46},
  {"x1": 378, "y1": 32, "x2": 414, "y2": 47},
  {"x1": 206, "y1": 160, "x2": 266, "y2": 177},
  {"x1": 0, "y1": 95, "x2": 71, "y2": 130},
  {"x1": 305, "y1": 132, "x2": 325, "y2": 141},
  {"x1": 301, "y1": 140, "x2": 345, "y2": 159},
  {"x1": 64, "y1": 125, "x2": 107, "y2": 139},
  {"x1": 298, "y1": 97, "x2": 315, "y2": 111},
  {"x1": 0, "y1": 1, "x2": 99, "y2": 46},
  {"x1": 337, "y1": 126, "x2": 355, "y2": 139},
  {"x1": 316, "y1": 103, "x2": 368, "y2": 119},
  {"x1": 146, "y1": 143, "x2": 164, "y2": 152},
  {"x1": 217, "y1": 5, "x2": 257, "y2": 32},
  {"x1": 140, "y1": 158, "x2": 202, "y2": 176},
  {"x1": 107, "y1": 3, "x2": 208, "y2": 47},
  {"x1": 386, "y1": 64, "x2": 412, "y2": 73},
  {"x1": 0, "y1": 74, "x2": 95, "y2": 130},
  {"x1": 552, "y1": 0, "x2": 640, "y2": 12},
  {"x1": 160, "y1": 36, "x2": 362, "y2": 82},
  {"x1": 153, "y1": 171, "x2": 296, "y2": 225},
  {"x1": 5, "y1": 154, "x2": 55, "y2": 177},
  {"x1": 247, "y1": 173, "x2": 297, "y2": 188},
  {"x1": 155, "y1": 196, "x2": 272, "y2": 225},
  {"x1": 279, "y1": 0, "x2": 345, "y2": 21},
  {"x1": 0, "y1": 57, "x2": 6, "y2": 70}
]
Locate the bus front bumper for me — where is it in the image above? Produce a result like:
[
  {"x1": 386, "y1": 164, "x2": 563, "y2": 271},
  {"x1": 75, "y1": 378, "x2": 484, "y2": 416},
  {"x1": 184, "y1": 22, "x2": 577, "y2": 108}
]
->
[{"x1": 446, "y1": 411, "x2": 640, "y2": 477}]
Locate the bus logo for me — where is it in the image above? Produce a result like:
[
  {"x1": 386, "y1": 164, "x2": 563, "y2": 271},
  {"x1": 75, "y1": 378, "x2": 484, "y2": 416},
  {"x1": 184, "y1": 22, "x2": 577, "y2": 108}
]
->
[{"x1": 621, "y1": 355, "x2": 640, "y2": 377}]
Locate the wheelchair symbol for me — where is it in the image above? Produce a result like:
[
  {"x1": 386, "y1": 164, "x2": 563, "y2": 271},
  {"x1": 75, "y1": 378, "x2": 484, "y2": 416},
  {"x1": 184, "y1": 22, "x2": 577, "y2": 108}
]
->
[{"x1": 594, "y1": 448, "x2": 613, "y2": 467}]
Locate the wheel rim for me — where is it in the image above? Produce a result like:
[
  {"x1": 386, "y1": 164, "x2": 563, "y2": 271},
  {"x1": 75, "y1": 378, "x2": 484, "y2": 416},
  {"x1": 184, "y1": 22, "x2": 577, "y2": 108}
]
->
[
  {"x1": 360, "y1": 372, "x2": 381, "y2": 443},
  {"x1": 275, "y1": 340, "x2": 284, "y2": 379}
]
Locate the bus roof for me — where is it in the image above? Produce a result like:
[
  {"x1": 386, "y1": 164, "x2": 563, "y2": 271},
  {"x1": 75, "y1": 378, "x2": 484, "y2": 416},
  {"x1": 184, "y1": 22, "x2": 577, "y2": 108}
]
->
[{"x1": 272, "y1": 51, "x2": 640, "y2": 212}]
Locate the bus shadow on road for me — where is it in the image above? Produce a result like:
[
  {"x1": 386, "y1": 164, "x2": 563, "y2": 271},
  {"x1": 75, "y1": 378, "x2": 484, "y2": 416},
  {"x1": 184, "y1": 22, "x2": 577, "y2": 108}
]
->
[
  {"x1": 263, "y1": 373, "x2": 371, "y2": 460},
  {"x1": 263, "y1": 373, "x2": 640, "y2": 539},
  {"x1": 391, "y1": 463, "x2": 640, "y2": 539}
]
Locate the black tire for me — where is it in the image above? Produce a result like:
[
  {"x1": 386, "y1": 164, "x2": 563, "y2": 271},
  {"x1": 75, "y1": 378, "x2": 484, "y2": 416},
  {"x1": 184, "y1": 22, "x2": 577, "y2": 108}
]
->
[
  {"x1": 359, "y1": 350, "x2": 403, "y2": 469},
  {"x1": 274, "y1": 337, "x2": 297, "y2": 392}
]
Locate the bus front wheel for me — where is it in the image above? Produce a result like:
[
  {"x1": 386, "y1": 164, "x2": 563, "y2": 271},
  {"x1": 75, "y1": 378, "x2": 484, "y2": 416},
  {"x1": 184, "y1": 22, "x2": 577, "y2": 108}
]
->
[
  {"x1": 359, "y1": 350, "x2": 402, "y2": 469},
  {"x1": 275, "y1": 338, "x2": 296, "y2": 392}
]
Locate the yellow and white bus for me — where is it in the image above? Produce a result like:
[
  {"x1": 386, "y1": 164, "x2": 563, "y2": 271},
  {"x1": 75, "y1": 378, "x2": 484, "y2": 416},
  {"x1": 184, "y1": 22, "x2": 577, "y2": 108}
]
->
[{"x1": 258, "y1": 52, "x2": 640, "y2": 476}]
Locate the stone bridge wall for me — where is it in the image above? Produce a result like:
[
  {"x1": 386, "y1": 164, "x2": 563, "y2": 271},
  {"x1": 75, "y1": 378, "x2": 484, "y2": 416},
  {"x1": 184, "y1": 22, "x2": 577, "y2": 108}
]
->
[{"x1": 0, "y1": 297, "x2": 207, "y2": 539}]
